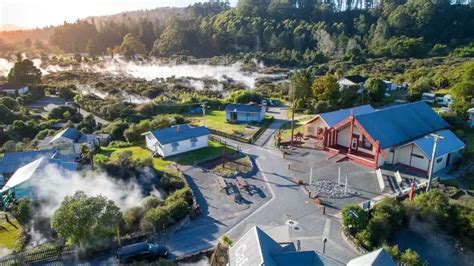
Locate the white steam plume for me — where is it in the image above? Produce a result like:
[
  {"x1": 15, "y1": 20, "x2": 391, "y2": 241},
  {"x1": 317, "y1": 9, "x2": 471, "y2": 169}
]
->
[{"x1": 33, "y1": 165, "x2": 144, "y2": 217}]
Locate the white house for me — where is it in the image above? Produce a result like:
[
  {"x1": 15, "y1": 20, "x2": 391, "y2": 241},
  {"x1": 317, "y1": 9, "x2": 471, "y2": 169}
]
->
[
  {"x1": 337, "y1": 75, "x2": 367, "y2": 91},
  {"x1": 37, "y1": 127, "x2": 110, "y2": 155},
  {"x1": 0, "y1": 84, "x2": 29, "y2": 96},
  {"x1": 382, "y1": 80, "x2": 399, "y2": 92},
  {"x1": 225, "y1": 104, "x2": 266, "y2": 123},
  {"x1": 143, "y1": 124, "x2": 210, "y2": 158}
]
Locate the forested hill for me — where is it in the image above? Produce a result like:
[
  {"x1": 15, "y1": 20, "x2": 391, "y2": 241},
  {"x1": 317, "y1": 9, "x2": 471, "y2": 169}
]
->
[{"x1": 0, "y1": 0, "x2": 473, "y2": 64}]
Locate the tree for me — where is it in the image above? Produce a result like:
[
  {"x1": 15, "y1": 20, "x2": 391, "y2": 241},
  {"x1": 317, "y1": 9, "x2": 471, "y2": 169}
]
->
[
  {"x1": 7, "y1": 59, "x2": 42, "y2": 85},
  {"x1": 0, "y1": 97, "x2": 18, "y2": 110},
  {"x1": 14, "y1": 197, "x2": 31, "y2": 225},
  {"x1": 365, "y1": 78, "x2": 385, "y2": 103},
  {"x1": 51, "y1": 191, "x2": 122, "y2": 248},
  {"x1": 291, "y1": 71, "x2": 312, "y2": 101},
  {"x1": 210, "y1": 235, "x2": 233, "y2": 266},
  {"x1": 400, "y1": 249, "x2": 423, "y2": 266},
  {"x1": 311, "y1": 74, "x2": 340, "y2": 104},
  {"x1": 120, "y1": 33, "x2": 146, "y2": 57},
  {"x1": 342, "y1": 205, "x2": 369, "y2": 235},
  {"x1": 413, "y1": 189, "x2": 450, "y2": 224}
]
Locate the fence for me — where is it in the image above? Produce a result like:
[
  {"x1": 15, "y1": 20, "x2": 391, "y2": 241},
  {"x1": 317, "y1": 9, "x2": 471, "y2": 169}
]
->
[{"x1": 0, "y1": 245, "x2": 76, "y2": 265}]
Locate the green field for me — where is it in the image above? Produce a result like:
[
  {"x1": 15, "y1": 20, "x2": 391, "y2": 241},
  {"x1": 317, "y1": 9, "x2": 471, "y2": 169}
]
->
[
  {"x1": 94, "y1": 140, "x2": 234, "y2": 173},
  {"x1": 185, "y1": 110, "x2": 273, "y2": 140},
  {"x1": 0, "y1": 213, "x2": 21, "y2": 250},
  {"x1": 280, "y1": 120, "x2": 304, "y2": 140}
]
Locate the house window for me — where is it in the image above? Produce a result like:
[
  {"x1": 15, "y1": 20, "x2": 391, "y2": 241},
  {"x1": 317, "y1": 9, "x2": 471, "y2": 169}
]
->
[
  {"x1": 436, "y1": 157, "x2": 443, "y2": 163},
  {"x1": 191, "y1": 138, "x2": 198, "y2": 147},
  {"x1": 361, "y1": 135, "x2": 372, "y2": 150},
  {"x1": 411, "y1": 153, "x2": 424, "y2": 159},
  {"x1": 172, "y1": 142, "x2": 179, "y2": 152}
]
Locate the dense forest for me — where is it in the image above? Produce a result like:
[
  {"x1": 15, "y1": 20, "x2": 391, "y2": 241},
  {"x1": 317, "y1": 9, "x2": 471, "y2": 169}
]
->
[{"x1": 0, "y1": 0, "x2": 473, "y2": 66}]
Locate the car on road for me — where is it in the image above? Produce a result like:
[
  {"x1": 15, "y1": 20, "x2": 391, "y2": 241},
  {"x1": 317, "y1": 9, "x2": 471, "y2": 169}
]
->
[{"x1": 116, "y1": 241, "x2": 168, "y2": 263}]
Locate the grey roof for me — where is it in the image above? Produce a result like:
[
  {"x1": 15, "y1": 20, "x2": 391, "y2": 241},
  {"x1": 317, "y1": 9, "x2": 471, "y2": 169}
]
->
[
  {"x1": 50, "y1": 127, "x2": 83, "y2": 143},
  {"x1": 228, "y1": 226, "x2": 342, "y2": 266},
  {"x1": 355, "y1": 101, "x2": 449, "y2": 149},
  {"x1": 0, "y1": 149, "x2": 57, "y2": 174},
  {"x1": 340, "y1": 75, "x2": 367, "y2": 84},
  {"x1": 413, "y1": 129, "x2": 465, "y2": 158},
  {"x1": 225, "y1": 104, "x2": 263, "y2": 113},
  {"x1": 347, "y1": 248, "x2": 396, "y2": 266},
  {"x1": 149, "y1": 124, "x2": 210, "y2": 145}
]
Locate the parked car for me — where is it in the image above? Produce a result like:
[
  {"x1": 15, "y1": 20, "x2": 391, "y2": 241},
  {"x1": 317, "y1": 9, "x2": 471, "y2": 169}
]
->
[{"x1": 116, "y1": 241, "x2": 168, "y2": 263}]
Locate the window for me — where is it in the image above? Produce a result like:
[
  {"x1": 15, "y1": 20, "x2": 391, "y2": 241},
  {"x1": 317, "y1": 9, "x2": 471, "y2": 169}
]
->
[
  {"x1": 436, "y1": 157, "x2": 443, "y2": 163},
  {"x1": 411, "y1": 153, "x2": 424, "y2": 159},
  {"x1": 361, "y1": 135, "x2": 372, "y2": 150},
  {"x1": 172, "y1": 142, "x2": 179, "y2": 152},
  {"x1": 191, "y1": 138, "x2": 198, "y2": 147}
]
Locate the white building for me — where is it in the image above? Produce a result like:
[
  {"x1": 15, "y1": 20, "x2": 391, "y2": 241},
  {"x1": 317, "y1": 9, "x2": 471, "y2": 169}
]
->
[
  {"x1": 143, "y1": 124, "x2": 210, "y2": 158},
  {"x1": 225, "y1": 104, "x2": 266, "y2": 123},
  {"x1": 337, "y1": 75, "x2": 367, "y2": 91},
  {"x1": 37, "y1": 128, "x2": 110, "y2": 155},
  {"x1": 0, "y1": 84, "x2": 29, "y2": 96}
]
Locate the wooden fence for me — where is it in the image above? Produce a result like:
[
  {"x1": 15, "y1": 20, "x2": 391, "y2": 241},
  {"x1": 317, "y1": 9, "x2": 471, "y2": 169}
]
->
[{"x1": 0, "y1": 245, "x2": 76, "y2": 265}]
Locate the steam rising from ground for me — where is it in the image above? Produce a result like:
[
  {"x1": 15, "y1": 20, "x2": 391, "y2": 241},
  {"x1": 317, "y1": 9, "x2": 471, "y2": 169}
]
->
[
  {"x1": 0, "y1": 57, "x2": 280, "y2": 90},
  {"x1": 33, "y1": 165, "x2": 144, "y2": 217}
]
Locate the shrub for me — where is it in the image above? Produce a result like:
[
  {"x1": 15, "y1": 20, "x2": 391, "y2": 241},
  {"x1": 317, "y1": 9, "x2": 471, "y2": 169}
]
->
[
  {"x1": 165, "y1": 187, "x2": 193, "y2": 206},
  {"x1": 141, "y1": 195, "x2": 164, "y2": 211},
  {"x1": 160, "y1": 174, "x2": 185, "y2": 192},
  {"x1": 14, "y1": 197, "x2": 31, "y2": 225},
  {"x1": 400, "y1": 249, "x2": 423, "y2": 266},
  {"x1": 108, "y1": 140, "x2": 133, "y2": 148},
  {"x1": 413, "y1": 189, "x2": 450, "y2": 224},
  {"x1": 164, "y1": 198, "x2": 190, "y2": 221},
  {"x1": 123, "y1": 206, "x2": 144, "y2": 232},
  {"x1": 342, "y1": 205, "x2": 369, "y2": 235},
  {"x1": 141, "y1": 207, "x2": 171, "y2": 232}
]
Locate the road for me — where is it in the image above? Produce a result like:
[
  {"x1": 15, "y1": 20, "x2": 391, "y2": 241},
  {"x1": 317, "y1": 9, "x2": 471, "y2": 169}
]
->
[{"x1": 78, "y1": 106, "x2": 360, "y2": 265}]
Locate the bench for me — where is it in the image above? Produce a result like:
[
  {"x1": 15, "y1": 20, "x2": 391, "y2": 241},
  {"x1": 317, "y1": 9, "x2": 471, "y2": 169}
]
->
[
  {"x1": 216, "y1": 176, "x2": 228, "y2": 192},
  {"x1": 236, "y1": 176, "x2": 249, "y2": 192}
]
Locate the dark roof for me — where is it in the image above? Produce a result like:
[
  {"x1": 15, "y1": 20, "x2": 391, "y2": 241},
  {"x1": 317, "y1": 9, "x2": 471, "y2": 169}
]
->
[
  {"x1": 355, "y1": 101, "x2": 449, "y2": 149},
  {"x1": 0, "y1": 83, "x2": 27, "y2": 91},
  {"x1": 318, "y1": 105, "x2": 374, "y2": 127},
  {"x1": 0, "y1": 150, "x2": 57, "y2": 174},
  {"x1": 341, "y1": 75, "x2": 367, "y2": 84},
  {"x1": 225, "y1": 104, "x2": 263, "y2": 113},
  {"x1": 413, "y1": 129, "x2": 465, "y2": 158},
  {"x1": 149, "y1": 124, "x2": 210, "y2": 145}
]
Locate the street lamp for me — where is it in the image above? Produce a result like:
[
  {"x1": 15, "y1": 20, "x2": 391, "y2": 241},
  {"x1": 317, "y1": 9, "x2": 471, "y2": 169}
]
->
[
  {"x1": 426, "y1": 133, "x2": 444, "y2": 192},
  {"x1": 322, "y1": 237, "x2": 327, "y2": 254}
]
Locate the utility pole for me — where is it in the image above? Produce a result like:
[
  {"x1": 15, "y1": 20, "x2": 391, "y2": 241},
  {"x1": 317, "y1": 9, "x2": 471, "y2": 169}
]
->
[
  {"x1": 290, "y1": 80, "x2": 296, "y2": 147},
  {"x1": 201, "y1": 103, "x2": 207, "y2": 127},
  {"x1": 426, "y1": 133, "x2": 444, "y2": 192}
]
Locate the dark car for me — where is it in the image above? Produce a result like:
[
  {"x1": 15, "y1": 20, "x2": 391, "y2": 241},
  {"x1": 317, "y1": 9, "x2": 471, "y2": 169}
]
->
[{"x1": 116, "y1": 241, "x2": 168, "y2": 263}]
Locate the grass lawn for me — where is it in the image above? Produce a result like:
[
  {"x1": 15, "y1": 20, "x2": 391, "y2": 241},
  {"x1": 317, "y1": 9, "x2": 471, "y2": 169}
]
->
[
  {"x1": 93, "y1": 140, "x2": 234, "y2": 173},
  {"x1": 0, "y1": 213, "x2": 21, "y2": 250},
  {"x1": 280, "y1": 120, "x2": 304, "y2": 140},
  {"x1": 185, "y1": 110, "x2": 273, "y2": 140}
]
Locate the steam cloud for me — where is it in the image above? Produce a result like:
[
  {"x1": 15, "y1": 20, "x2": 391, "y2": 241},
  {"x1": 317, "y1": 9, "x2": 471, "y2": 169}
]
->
[
  {"x1": 32, "y1": 165, "x2": 145, "y2": 217},
  {"x1": 0, "y1": 56, "x2": 281, "y2": 90}
]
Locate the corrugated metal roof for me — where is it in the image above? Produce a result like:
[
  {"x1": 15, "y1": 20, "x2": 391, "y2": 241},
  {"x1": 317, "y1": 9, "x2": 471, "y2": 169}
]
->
[
  {"x1": 320, "y1": 105, "x2": 375, "y2": 127},
  {"x1": 50, "y1": 127, "x2": 83, "y2": 143},
  {"x1": 413, "y1": 129, "x2": 465, "y2": 158},
  {"x1": 0, "y1": 149, "x2": 57, "y2": 174},
  {"x1": 225, "y1": 104, "x2": 263, "y2": 113},
  {"x1": 347, "y1": 248, "x2": 396, "y2": 266},
  {"x1": 149, "y1": 124, "x2": 210, "y2": 145},
  {"x1": 0, "y1": 156, "x2": 78, "y2": 193},
  {"x1": 355, "y1": 101, "x2": 449, "y2": 149}
]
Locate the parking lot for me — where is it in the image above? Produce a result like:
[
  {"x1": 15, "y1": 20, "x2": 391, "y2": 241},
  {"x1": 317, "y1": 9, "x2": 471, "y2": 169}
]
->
[{"x1": 285, "y1": 148, "x2": 384, "y2": 211}]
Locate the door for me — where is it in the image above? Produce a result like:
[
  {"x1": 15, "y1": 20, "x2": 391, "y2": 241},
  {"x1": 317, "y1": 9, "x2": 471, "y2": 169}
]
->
[
  {"x1": 351, "y1": 135, "x2": 359, "y2": 150},
  {"x1": 230, "y1": 112, "x2": 237, "y2": 121},
  {"x1": 446, "y1": 153, "x2": 451, "y2": 166}
]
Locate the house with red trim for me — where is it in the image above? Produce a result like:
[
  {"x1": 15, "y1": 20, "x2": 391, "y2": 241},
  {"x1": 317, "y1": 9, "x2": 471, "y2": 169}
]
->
[{"x1": 304, "y1": 102, "x2": 465, "y2": 174}]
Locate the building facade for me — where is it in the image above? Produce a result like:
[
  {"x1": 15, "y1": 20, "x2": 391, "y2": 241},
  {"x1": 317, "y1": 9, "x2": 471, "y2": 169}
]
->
[{"x1": 225, "y1": 104, "x2": 266, "y2": 123}]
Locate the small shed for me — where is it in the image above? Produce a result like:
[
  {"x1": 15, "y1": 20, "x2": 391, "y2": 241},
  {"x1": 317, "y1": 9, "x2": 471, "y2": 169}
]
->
[{"x1": 225, "y1": 104, "x2": 266, "y2": 123}]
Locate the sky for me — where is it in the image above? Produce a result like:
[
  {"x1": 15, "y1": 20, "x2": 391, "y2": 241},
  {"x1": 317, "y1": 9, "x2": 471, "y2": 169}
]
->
[{"x1": 0, "y1": 0, "x2": 237, "y2": 28}]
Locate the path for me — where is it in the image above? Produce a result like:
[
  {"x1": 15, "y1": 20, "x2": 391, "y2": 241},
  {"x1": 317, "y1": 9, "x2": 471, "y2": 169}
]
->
[{"x1": 253, "y1": 106, "x2": 288, "y2": 147}]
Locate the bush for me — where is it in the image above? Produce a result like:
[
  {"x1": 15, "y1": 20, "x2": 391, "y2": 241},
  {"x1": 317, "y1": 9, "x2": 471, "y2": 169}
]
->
[
  {"x1": 342, "y1": 205, "x2": 369, "y2": 235},
  {"x1": 160, "y1": 174, "x2": 185, "y2": 192},
  {"x1": 413, "y1": 189, "x2": 450, "y2": 224},
  {"x1": 123, "y1": 206, "x2": 144, "y2": 232},
  {"x1": 164, "y1": 198, "x2": 190, "y2": 221},
  {"x1": 400, "y1": 249, "x2": 423, "y2": 266},
  {"x1": 141, "y1": 195, "x2": 164, "y2": 211},
  {"x1": 14, "y1": 197, "x2": 31, "y2": 225},
  {"x1": 141, "y1": 207, "x2": 171, "y2": 232},
  {"x1": 165, "y1": 187, "x2": 193, "y2": 206},
  {"x1": 108, "y1": 140, "x2": 133, "y2": 148}
]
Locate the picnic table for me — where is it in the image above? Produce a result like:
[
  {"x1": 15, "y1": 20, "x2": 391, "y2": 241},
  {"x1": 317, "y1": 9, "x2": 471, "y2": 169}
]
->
[
  {"x1": 236, "y1": 176, "x2": 249, "y2": 192},
  {"x1": 216, "y1": 176, "x2": 228, "y2": 192}
]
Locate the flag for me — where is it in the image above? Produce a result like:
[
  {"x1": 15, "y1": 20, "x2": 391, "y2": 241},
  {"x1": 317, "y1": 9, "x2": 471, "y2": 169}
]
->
[{"x1": 409, "y1": 178, "x2": 415, "y2": 201}]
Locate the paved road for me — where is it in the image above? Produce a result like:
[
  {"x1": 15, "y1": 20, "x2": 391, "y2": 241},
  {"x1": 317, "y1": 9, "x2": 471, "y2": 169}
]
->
[{"x1": 253, "y1": 106, "x2": 288, "y2": 147}]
